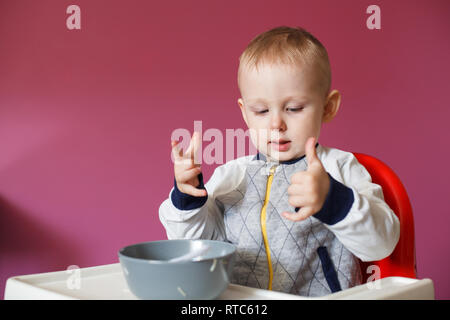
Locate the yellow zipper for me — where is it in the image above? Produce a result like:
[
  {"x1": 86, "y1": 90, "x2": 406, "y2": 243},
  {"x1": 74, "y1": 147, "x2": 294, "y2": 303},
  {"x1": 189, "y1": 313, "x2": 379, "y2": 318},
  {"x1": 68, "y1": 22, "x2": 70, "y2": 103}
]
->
[{"x1": 260, "y1": 165, "x2": 277, "y2": 290}]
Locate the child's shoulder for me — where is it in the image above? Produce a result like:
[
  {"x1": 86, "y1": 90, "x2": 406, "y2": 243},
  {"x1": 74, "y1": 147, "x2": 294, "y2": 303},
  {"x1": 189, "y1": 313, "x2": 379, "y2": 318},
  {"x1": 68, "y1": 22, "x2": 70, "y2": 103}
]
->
[
  {"x1": 317, "y1": 144, "x2": 360, "y2": 169},
  {"x1": 205, "y1": 155, "x2": 255, "y2": 194},
  {"x1": 318, "y1": 144, "x2": 371, "y2": 184}
]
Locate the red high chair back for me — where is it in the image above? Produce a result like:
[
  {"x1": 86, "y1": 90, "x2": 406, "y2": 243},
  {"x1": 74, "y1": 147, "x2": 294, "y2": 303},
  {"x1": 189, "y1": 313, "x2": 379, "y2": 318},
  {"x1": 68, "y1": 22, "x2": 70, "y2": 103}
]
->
[{"x1": 353, "y1": 153, "x2": 417, "y2": 282}]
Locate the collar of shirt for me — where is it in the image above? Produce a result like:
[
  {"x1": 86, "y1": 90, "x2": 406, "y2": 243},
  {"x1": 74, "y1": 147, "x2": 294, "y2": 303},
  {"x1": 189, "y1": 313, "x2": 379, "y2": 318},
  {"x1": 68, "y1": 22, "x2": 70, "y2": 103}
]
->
[{"x1": 254, "y1": 142, "x2": 319, "y2": 165}]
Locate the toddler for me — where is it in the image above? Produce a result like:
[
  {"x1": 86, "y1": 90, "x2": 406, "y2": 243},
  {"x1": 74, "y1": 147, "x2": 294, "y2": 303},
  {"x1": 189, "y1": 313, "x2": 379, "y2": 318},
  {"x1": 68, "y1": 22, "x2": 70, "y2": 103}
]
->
[{"x1": 159, "y1": 26, "x2": 400, "y2": 297}]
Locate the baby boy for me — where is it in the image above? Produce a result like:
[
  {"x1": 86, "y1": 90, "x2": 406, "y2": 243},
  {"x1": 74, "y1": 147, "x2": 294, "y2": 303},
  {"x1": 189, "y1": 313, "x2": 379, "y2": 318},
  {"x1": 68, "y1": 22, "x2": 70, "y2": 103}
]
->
[{"x1": 159, "y1": 26, "x2": 400, "y2": 297}]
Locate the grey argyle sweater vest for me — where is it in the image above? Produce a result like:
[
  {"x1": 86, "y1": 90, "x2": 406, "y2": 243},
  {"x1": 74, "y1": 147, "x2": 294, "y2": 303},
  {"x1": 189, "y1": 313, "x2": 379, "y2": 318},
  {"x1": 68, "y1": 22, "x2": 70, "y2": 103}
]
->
[{"x1": 219, "y1": 155, "x2": 362, "y2": 297}]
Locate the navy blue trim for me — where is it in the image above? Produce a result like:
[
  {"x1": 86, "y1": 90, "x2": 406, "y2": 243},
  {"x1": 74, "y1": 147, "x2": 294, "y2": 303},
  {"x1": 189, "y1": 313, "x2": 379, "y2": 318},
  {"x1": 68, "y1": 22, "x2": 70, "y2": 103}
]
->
[
  {"x1": 317, "y1": 246, "x2": 342, "y2": 293},
  {"x1": 171, "y1": 173, "x2": 208, "y2": 210},
  {"x1": 280, "y1": 154, "x2": 306, "y2": 165},
  {"x1": 312, "y1": 173, "x2": 354, "y2": 225},
  {"x1": 255, "y1": 143, "x2": 319, "y2": 164}
]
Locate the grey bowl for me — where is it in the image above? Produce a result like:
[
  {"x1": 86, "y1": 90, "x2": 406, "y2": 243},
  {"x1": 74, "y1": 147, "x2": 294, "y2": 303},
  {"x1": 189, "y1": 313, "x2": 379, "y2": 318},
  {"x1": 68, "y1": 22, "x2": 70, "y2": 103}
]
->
[{"x1": 118, "y1": 239, "x2": 236, "y2": 300}]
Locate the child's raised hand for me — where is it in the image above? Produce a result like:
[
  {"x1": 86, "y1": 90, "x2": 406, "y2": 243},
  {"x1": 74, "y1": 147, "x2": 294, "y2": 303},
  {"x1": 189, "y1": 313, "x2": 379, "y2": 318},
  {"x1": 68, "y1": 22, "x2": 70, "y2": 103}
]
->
[
  {"x1": 171, "y1": 132, "x2": 208, "y2": 197},
  {"x1": 282, "y1": 137, "x2": 330, "y2": 221}
]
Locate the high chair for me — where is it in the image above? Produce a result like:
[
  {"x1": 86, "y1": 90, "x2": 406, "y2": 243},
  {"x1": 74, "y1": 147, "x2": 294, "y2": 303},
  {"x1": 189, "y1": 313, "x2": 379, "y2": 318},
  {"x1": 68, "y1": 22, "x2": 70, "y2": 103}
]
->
[
  {"x1": 353, "y1": 153, "x2": 417, "y2": 282},
  {"x1": 4, "y1": 152, "x2": 434, "y2": 299}
]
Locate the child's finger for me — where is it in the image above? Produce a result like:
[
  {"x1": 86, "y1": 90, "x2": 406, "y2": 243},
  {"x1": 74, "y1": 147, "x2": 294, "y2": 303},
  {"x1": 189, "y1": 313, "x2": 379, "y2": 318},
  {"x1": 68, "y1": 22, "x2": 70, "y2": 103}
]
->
[
  {"x1": 171, "y1": 140, "x2": 183, "y2": 160},
  {"x1": 290, "y1": 171, "x2": 307, "y2": 184},
  {"x1": 174, "y1": 156, "x2": 194, "y2": 167},
  {"x1": 180, "y1": 184, "x2": 208, "y2": 197},
  {"x1": 305, "y1": 137, "x2": 318, "y2": 166},
  {"x1": 176, "y1": 166, "x2": 202, "y2": 183},
  {"x1": 287, "y1": 195, "x2": 307, "y2": 208},
  {"x1": 282, "y1": 207, "x2": 312, "y2": 222},
  {"x1": 185, "y1": 132, "x2": 197, "y2": 158},
  {"x1": 186, "y1": 132, "x2": 201, "y2": 163},
  {"x1": 287, "y1": 183, "x2": 304, "y2": 196},
  {"x1": 191, "y1": 131, "x2": 201, "y2": 163},
  {"x1": 305, "y1": 136, "x2": 324, "y2": 172}
]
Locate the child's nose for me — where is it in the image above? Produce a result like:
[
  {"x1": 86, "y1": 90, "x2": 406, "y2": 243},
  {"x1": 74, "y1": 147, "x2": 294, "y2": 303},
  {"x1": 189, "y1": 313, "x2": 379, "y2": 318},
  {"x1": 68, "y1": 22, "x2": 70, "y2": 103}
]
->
[{"x1": 270, "y1": 113, "x2": 286, "y2": 131}]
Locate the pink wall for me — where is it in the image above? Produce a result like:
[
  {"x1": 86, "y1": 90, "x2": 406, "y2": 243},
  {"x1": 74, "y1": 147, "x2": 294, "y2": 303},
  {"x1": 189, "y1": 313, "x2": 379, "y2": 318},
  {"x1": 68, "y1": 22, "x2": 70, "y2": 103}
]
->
[{"x1": 1, "y1": 0, "x2": 449, "y2": 299}]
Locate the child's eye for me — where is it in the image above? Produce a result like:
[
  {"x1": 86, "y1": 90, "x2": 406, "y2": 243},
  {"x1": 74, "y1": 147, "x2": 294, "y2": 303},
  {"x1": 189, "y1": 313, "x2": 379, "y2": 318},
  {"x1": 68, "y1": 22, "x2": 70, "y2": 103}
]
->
[
  {"x1": 287, "y1": 106, "x2": 304, "y2": 112},
  {"x1": 255, "y1": 110, "x2": 269, "y2": 115}
]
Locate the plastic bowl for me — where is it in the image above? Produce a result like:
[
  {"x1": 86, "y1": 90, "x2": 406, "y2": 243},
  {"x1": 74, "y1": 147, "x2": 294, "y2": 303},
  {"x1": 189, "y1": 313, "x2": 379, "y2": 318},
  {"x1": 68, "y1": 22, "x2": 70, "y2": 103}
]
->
[{"x1": 118, "y1": 239, "x2": 236, "y2": 300}]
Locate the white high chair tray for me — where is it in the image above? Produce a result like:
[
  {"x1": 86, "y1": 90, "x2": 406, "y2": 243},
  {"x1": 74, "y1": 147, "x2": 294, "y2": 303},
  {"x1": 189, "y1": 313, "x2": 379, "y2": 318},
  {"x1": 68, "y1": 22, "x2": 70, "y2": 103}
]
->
[{"x1": 4, "y1": 263, "x2": 434, "y2": 300}]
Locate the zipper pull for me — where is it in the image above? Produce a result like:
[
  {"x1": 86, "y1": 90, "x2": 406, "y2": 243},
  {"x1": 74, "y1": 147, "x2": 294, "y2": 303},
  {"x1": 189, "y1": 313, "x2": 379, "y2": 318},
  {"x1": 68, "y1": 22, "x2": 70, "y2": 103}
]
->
[{"x1": 268, "y1": 165, "x2": 277, "y2": 176}]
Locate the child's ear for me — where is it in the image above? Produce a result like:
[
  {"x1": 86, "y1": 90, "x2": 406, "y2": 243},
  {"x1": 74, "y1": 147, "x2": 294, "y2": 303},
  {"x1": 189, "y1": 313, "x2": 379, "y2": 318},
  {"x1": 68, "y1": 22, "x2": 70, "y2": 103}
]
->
[
  {"x1": 322, "y1": 90, "x2": 341, "y2": 123},
  {"x1": 238, "y1": 98, "x2": 249, "y2": 126}
]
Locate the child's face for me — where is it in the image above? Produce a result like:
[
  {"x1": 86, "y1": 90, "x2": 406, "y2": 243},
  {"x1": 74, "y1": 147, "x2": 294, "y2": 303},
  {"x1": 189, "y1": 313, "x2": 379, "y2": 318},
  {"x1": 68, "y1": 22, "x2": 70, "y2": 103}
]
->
[{"x1": 238, "y1": 62, "x2": 334, "y2": 162}]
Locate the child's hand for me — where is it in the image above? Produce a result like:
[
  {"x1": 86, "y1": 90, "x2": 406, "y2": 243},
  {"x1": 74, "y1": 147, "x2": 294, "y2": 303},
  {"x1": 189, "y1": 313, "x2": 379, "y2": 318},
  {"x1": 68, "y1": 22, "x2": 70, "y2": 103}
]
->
[
  {"x1": 282, "y1": 137, "x2": 330, "y2": 221},
  {"x1": 171, "y1": 132, "x2": 208, "y2": 197}
]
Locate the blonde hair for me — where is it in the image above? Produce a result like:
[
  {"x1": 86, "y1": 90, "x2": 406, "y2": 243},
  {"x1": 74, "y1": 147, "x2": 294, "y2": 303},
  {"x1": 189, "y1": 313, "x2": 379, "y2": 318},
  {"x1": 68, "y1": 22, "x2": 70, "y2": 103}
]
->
[{"x1": 238, "y1": 26, "x2": 331, "y2": 98}]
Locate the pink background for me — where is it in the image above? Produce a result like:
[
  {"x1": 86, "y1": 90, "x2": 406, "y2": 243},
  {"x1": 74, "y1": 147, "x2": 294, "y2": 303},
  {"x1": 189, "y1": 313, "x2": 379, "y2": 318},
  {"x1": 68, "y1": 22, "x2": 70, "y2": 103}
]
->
[{"x1": 1, "y1": 0, "x2": 449, "y2": 299}]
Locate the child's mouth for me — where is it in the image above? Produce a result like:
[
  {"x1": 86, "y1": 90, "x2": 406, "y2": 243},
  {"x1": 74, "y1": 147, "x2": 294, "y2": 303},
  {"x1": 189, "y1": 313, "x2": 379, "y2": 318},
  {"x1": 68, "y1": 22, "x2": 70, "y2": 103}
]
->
[{"x1": 270, "y1": 140, "x2": 291, "y2": 152}]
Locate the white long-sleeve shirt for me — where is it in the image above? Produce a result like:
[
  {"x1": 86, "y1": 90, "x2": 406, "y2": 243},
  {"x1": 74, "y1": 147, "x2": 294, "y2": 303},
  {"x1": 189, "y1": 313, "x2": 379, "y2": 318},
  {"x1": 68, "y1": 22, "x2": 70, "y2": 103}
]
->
[{"x1": 159, "y1": 144, "x2": 400, "y2": 296}]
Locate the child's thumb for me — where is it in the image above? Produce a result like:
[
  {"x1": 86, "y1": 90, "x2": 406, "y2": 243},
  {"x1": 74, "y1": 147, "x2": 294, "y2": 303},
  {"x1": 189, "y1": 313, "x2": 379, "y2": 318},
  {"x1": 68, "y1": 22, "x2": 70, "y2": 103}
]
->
[{"x1": 305, "y1": 137, "x2": 319, "y2": 167}]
